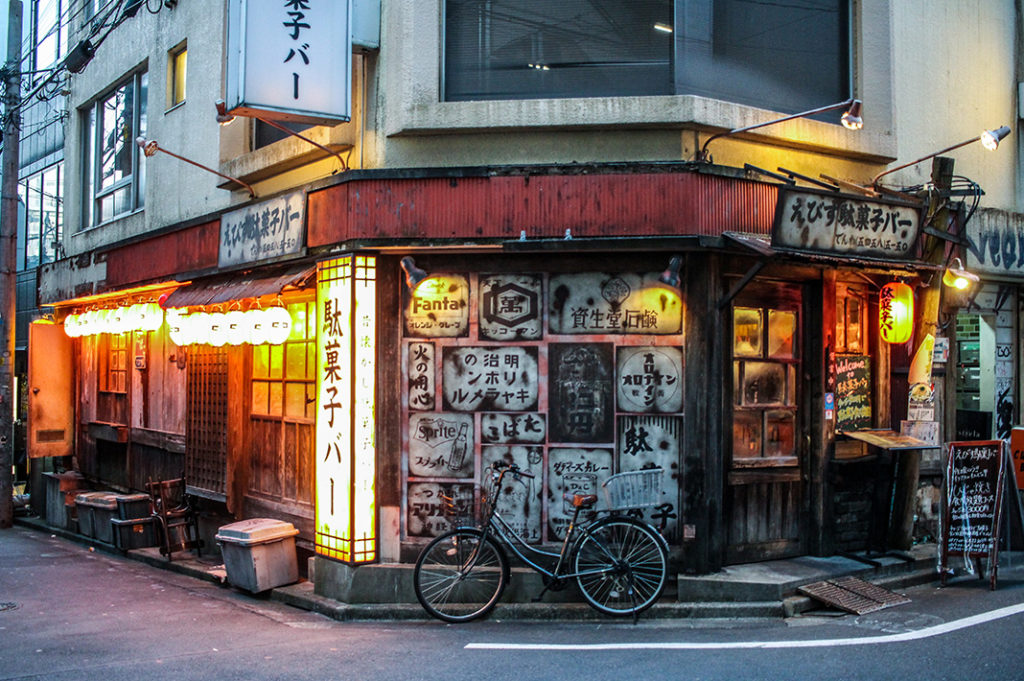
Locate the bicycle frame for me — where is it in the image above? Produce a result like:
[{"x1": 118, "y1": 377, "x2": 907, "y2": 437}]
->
[{"x1": 463, "y1": 468, "x2": 623, "y2": 583}]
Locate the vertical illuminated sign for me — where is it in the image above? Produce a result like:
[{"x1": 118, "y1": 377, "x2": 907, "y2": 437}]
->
[{"x1": 315, "y1": 255, "x2": 377, "y2": 564}]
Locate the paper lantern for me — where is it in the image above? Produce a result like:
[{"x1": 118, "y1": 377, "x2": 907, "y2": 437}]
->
[
  {"x1": 137, "y1": 302, "x2": 165, "y2": 332},
  {"x1": 63, "y1": 313, "x2": 82, "y2": 338},
  {"x1": 264, "y1": 306, "x2": 292, "y2": 345},
  {"x1": 224, "y1": 310, "x2": 248, "y2": 345},
  {"x1": 246, "y1": 308, "x2": 269, "y2": 345},
  {"x1": 879, "y1": 282, "x2": 913, "y2": 344},
  {"x1": 167, "y1": 309, "x2": 189, "y2": 346}
]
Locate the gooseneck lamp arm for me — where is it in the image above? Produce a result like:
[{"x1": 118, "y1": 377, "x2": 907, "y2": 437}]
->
[
  {"x1": 697, "y1": 98, "x2": 862, "y2": 163},
  {"x1": 135, "y1": 137, "x2": 257, "y2": 198},
  {"x1": 871, "y1": 125, "x2": 1012, "y2": 189}
]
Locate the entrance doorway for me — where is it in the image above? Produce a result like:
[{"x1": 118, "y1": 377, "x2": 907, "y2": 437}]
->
[{"x1": 726, "y1": 284, "x2": 806, "y2": 563}]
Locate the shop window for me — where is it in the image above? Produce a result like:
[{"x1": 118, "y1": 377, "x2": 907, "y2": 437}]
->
[
  {"x1": 19, "y1": 163, "x2": 62, "y2": 270},
  {"x1": 835, "y1": 283, "x2": 867, "y2": 354},
  {"x1": 732, "y1": 304, "x2": 798, "y2": 465},
  {"x1": 83, "y1": 69, "x2": 148, "y2": 228},
  {"x1": 443, "y1": 0, "x2": 849, "y2": 115},
  {"x1": 251, "y1": 302, "x2": 316, "y2": 420},
  {"x1": 99, "y1": 333, "x2": 128, "y2": 394},
  {"x1": 168, "y1": 42, "x2": 187, "y2": 108}
]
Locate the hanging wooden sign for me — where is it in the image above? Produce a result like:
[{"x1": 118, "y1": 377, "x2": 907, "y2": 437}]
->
[{"x1": 940, "y1": 440, "x2": 1006, "y2": 590}]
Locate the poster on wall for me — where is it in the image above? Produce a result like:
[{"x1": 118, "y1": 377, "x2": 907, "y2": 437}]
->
[
  {"x1": 548, "y1": 272, "x2": 683, "y2": 335},
  {"x1": 616, "y1": 346, "x2": 683, "y2": 413},
  {"x1": 407, "y1": 482, "x2": 474, "y2": 538},
  {"x1": 404, "y1": 275, "x2": 469, "y2": 338},
  {"x1": 407, "y1": 342, "x2": 435, "y2": 411},
  {"x1": 479, "y1": 274, "x2": 543, "y2": 341},
  {"x1": 547, "y1": 448, "x2": 613, "y2": 540},
  {"x1": 481, "y1": 412, "x2": 546, "y2": 444},
  {"x1": 408, "y1": 412, "x2": 475, "y2": 478},
  {"x1": 835, "y1": 355, "x2": 871, "y2": 432},
  {"x1": 617, "y1": 415, "x2": 682, "y2": 537},
  {"x1": 441, "y1": 346, "x2": 539, "y2": 411},
  {"x1": 481, "y1": 445, "x2": 543, "y2": 543},
  {"x1": 549, "y1": 343, "x2": 614, "y2": 443}
]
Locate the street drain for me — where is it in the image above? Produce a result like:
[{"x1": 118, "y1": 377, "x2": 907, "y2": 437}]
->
[
  {"x1": 0, "y1": 602, "x2": 18, "y2": 612},
  {"x1": 798, "y1": 576, "x2": 910, "y2": 615}
]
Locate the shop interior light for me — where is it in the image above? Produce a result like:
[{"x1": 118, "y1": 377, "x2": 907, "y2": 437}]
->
[
  {"x1": 657, "y1": 255, "x2": 683, "y2": 289},
  {"x1": 400, "y1": 256, "x2": 429, "y2": 289},
  {"x1": 697, "y1": 97, "x2": 864, "y2": 163},
  {"x1": 653, "y1": 22, "x2": 673, "y2": 33},
  {"x1": 872, "y1": 125, "x2": 1012, "y2": 189},
  {"x1": 942, "y1": 257, "x2": 980, "y2": 290}
]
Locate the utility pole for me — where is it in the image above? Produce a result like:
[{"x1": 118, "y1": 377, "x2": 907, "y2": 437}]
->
[{"x1": 0, "y1": 0, "x2": 23, "y2": 529}]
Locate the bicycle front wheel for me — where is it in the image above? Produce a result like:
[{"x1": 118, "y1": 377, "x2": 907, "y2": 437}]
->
[
  {"x1": 573, "y1": 517, "x2": 668, "y2": 617},
  {"x1": 413, "y1": 528, "x2": 508, "y2": 623}
]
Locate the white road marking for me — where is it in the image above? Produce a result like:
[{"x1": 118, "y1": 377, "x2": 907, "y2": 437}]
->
[{"x1": 465, "y1": 602, "x2": 1024, "y2": 650}]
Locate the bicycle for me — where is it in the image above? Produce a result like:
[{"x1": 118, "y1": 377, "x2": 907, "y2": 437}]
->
[{"x1": 413, "y1": 462, "x2": 670, "y2": 623}]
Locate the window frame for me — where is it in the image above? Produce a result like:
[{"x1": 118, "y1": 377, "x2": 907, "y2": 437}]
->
[
  {"x1": 83, "y1": 69, "x2": 148, "y2": 228},
  {"x1": 98, "y1": 332, "x2": 129, "y2": 394},
  {"x1": 250, "y1": 300, "x2": 317, "y2": 422},
  {"x1": 18, "y1": 162, "x2": 63, "y2": 270}
]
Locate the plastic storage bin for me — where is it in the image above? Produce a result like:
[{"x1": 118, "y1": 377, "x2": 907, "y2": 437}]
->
[
  {"x1": 76, "y1": 492, "x2": 118, "y2": 542},
  {"x1": 115, "y1": 493, "x2": 151, "y2": 520},
  {"x1": 112, "y1": 517, "x2": 158, "y2": 550},
  {"x1": 44, "y1": 472, "x2": 86, "y2": 530},
  {"x1": 215, "y1": 518, "x2": 300, "y2": 593}
]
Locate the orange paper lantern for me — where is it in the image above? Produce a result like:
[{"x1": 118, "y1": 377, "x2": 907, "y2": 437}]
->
[{"x1": 879, "y1": 282, "x2": 913, "y2": 344}]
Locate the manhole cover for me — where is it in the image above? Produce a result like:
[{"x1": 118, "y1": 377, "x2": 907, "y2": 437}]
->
[
  {"x1": 798, "y1": 577, "x2": 910, "y2": 615},
  {"x1": 0, "y1": 602, "x2": 18, "y2": 612}
]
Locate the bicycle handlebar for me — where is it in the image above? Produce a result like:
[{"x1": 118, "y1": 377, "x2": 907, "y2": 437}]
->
[{"x1": 490, "y1": 462, "x2": 535, "y2": 479}]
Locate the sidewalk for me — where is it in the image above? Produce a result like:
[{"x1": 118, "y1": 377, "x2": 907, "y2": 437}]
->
[{"x1": 14, "y1": 513, "x2": 939, "y2": 622}]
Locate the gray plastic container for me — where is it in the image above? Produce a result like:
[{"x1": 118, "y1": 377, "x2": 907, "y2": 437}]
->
[
  {"x1": 215, "y1": 518, "x2": 300, "y2": 593},
  {"x1": 76, "y1": 492, "x2": 118, "y2": 543}
]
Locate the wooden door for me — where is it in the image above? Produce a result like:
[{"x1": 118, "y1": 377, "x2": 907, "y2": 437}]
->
[{"x1": 726, "y1": 284, "x2": 806, "y2": 563}]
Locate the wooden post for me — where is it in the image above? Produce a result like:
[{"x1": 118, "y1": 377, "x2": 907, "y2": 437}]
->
[{"x1": 888, "y1": 157, "x2": 954, "y2": 550}]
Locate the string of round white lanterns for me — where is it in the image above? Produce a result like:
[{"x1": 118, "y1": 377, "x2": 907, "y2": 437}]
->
[{"x1": 64, "y1": 301, "x2": 293, "y2": 346}]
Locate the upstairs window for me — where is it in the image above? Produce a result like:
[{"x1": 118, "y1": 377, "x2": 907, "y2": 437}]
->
[
  {"x1": 83, "y1": 70, "x2": 148, "y2": 227},
  {"x1": 168, "y1": 42, "x2": 187, "y2": 108},
  {"x1": 18, "y1": 163, "x2": 63, "y2": 270},
  {"x1": 26, "y1": 0, "x2": 67, "y2": 74},
  {"x1": 444, "y1": 0, "x2": 849, "y2": 116}
]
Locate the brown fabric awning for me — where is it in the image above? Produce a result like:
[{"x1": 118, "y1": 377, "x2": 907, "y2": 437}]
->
[{"x1": 162, "y1": 262, "x2": 315, "y2": 308}]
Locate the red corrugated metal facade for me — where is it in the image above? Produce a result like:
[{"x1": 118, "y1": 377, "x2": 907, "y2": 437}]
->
[
  {"x1": 105, "y1": 220, "x2": 220, "y2": 288},
  {"x1": 103, "y1": 169, "x2": 777, "y2": 288},
  {"x1": 308, "y1": 170, "x2": 777, "y2": 247}
]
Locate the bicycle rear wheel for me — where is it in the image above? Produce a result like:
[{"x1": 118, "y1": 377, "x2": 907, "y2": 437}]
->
[
  {"x1": 573, "y1": 517, "x2": 668, "y2": 617},
  {"x1": 414, "y1": 528, "x2": 508, "y2": 623}
]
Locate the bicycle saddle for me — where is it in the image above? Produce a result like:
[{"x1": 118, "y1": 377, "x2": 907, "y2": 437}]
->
[{"x1": 563, "y1": 492, "x2": 598, "y2": 508}]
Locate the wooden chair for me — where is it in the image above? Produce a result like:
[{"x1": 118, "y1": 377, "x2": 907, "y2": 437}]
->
[{"x1": 146, "y1": 478, "x2": 202, "y2": 561}]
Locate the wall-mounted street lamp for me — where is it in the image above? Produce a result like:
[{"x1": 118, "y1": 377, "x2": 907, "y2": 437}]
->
[
  {"x1": 400, "y1": 256, "x2": 429, "y2": 289},
  {"x1": 136, "y1": 137, "x2": 256, "y2": 198},
  {"x1": 696, "y1": 98, "x2": 863, "y2": 163},
  {"x1": 215, "y1": 99, "x2": 349, "y2": 174},
  {"x1": 657, "y1": 256, "x2": 683, "y2": 289},
  {"x1": 941, "y1": 257, "x2": 980, "y2": 290},
  {"x1": 871, "y1": 125, "x2": 1011, "y2": 189}
]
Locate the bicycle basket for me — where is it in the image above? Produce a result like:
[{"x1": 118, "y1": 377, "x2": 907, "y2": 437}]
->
[{"x1": 601, "y1": 468, "x2": 663, "y2": 510}]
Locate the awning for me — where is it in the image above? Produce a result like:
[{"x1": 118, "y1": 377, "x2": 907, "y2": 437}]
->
[
  {"x1": 161, "y1": 262, "x2": 316, "y2": 309},
  {"x1": 721, "y1": 231, "x2": 941, "y2": 272}
]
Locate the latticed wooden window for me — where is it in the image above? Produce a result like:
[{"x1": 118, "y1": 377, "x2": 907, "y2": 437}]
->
[
  {"x1": 186, "y1": 344, "x2": 228, "y2": 497},
  {"x1": 99, "y1": 332, "x2": 128, "y2": 393},
  {"x1": 252, "y1": 302, "x2": 316, "y2": 419}
]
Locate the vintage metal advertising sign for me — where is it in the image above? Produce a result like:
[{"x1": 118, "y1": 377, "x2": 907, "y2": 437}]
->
[
  {"x1": 219, "y1": 190, "x2": 305, "y2": 268},
  {"x1": 773, "y1": 188, "x2": 922, "y2": 260}
]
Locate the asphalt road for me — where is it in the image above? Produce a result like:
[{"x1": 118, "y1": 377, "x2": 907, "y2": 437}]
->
[{"x1": 2, "y1": 524, "x2": 1024, "y2": 681}]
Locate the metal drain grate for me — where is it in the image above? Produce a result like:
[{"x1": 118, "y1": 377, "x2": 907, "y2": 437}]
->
[
  {"x1": 798, "y1": 576, "x2": 911, "y2": 615},
  {"x1": 0, "y1": 602, "x2": 18, "y2": 612}
]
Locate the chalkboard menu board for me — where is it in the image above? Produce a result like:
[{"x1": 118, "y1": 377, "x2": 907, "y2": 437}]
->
[
  {"x1": 835, "y1": 355, "x2": 871, "y2": 432},
  {"x1": 940, "y1": 440, "x2": 1006, "y2": 590}
]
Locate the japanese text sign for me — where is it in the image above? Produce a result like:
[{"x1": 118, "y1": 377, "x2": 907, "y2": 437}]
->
[
  {"x1": 226, "y1": 0, "x2": 352, "y2": 124},
  {"x1": 219, "y1": 190, "x2": 305, "y2": 268},
  {"x1": 773, "y1": 188, "x2": 922, "y2": 260}
]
